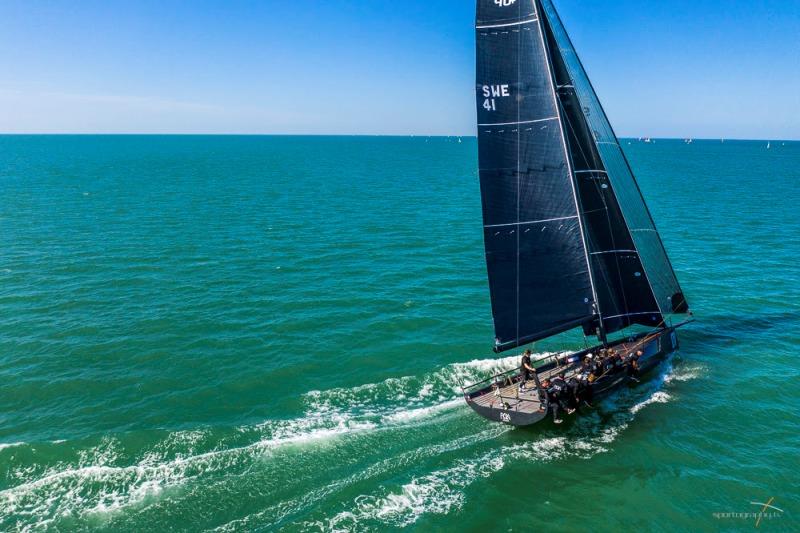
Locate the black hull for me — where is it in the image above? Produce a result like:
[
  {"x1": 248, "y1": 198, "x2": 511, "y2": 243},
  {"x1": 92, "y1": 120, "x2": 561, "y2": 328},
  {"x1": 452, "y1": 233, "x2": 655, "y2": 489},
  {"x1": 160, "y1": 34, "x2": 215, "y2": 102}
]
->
[{"x1": 464, "y1": 328, "x2": 679, "y2": 427}]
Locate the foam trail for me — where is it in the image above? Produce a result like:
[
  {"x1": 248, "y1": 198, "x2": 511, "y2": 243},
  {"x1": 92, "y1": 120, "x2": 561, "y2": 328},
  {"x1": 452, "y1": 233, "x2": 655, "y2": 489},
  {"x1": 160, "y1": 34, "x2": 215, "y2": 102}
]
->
[
  {"x1": 380, "y1": 399, "x2": 463, "y2": 425},
  {"x1": 289, "y1": 353, "x2": 560, "y2": 437},
  {"x1": 664, "y1": 363, "x2": 707, "y2": 383},
  {"x1": 630, "y1": 391, "x2": 672, "y2": 414},
  {"x1": 2, "y1": 353, "x2": 532, "y2": 529},
  {"x1": 0, "y1": 418, "x2": 376, "y2": 529},
  {"x1": 309, "y1": 359, "x2": 701, "y2": 530},
  {"x1": 214, "y1": 426, "x2": 512, "y2": 532},
  {"x1": 323, "y1": 451, "x2": 506, "y2": 530},
  {"x1": 315, "y1": 436, "x2": 577, "y2": 531},
  {"x1": 320, "y1": 432, "x2": 609, "y2": 530}
]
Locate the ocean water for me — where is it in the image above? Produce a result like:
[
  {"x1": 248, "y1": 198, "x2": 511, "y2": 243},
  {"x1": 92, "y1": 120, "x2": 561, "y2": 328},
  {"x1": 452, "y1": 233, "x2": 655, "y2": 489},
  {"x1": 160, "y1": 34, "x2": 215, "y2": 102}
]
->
[{"x1": 1, "y1": 135, "x2": 798, "y2": 531}]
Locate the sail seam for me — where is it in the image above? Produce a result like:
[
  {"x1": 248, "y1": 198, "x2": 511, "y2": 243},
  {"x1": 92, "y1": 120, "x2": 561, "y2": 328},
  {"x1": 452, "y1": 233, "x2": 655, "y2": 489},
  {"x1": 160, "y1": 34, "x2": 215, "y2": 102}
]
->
[
  {"x1": 476, "y1": 18, "x2": 538, "y2": 29},
  {"x1": 590, "y1": 250, "x2": 638, "y2": 255},
  {"x1": 485, "y1": 215, "x2": 578, "y2": 229},
  {"x1": 603, "y1": 312, "x2": 661, "y2": 321},
  {"x1": 478, "y1": 116, "x2": 557, "y2": 127}
]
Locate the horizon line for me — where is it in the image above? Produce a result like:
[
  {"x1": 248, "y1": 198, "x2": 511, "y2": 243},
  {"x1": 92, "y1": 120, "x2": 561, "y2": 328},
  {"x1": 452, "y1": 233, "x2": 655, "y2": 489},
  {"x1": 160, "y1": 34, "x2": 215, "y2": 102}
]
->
[{"x1": 0, "y1": 133, "x2": 797, "y2": 142}]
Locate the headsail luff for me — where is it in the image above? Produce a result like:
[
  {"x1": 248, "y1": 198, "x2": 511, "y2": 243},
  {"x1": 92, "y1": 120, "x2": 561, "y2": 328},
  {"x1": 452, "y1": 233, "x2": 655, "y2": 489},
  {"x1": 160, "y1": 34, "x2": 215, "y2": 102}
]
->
[
  {"x1": 538, "y1": 0, "x2": 690, "y2": 320},
  {"x1": 476, "y1": 0, "x2": 597, "y2": 352}
]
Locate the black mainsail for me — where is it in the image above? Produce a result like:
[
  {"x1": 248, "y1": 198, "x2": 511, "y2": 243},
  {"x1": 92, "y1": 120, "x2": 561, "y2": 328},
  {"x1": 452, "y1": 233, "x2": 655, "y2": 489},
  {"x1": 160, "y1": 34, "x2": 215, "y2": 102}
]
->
[
  {"x1": 476, "y1": 0, "x2": 596, "y2": 352},
  {"x1": 476, "y1": 0, "x2": 689, "y2": 352}
]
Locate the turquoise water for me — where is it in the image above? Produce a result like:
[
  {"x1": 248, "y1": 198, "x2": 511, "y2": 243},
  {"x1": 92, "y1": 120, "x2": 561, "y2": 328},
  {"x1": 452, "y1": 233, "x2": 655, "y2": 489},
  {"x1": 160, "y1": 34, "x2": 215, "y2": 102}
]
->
[{"x1": 1, "y1": 135, "x2": 798, "y2": 531}]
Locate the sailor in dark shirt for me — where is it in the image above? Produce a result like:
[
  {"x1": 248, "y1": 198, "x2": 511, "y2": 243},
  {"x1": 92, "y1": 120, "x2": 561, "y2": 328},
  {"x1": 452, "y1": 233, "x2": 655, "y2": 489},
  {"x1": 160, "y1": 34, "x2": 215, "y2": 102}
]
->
[
  {"x1": 593, "y1": 356, "x2": 604, "y2": 376},
  {"x1": 566, "y1": 374, "x2": 581, "y2": 410},
  {"x1": 602, "y1": 355, "x2": 615, "y2": 373},
  {"x1": 541, "y1": 379, "x2": 562, "y2": 424},
  {"x1": 545, "y1": 374, "x2": 573, "y2": 424},
  {"x1": 519, "y1": 349, "x2": 536, "y2": 391},
  {"x1": 630, "y1": 350, "x2": 643, "y2": 377},
  {"x1": 553, "y1": 373, "x2": 576, "y2": 415}
]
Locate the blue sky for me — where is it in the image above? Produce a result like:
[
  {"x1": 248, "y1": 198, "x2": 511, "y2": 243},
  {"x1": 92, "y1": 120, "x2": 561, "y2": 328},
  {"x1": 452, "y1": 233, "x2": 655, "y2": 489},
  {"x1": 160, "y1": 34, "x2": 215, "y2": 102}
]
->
[{"x1": 0, "y1": 0, "x2": 797, "y2": 138}]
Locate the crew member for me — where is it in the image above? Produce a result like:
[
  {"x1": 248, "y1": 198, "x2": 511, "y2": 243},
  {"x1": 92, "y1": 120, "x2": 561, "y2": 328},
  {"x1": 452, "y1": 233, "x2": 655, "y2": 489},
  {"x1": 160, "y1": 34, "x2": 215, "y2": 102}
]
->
[
  {"x1": 519, "y1": 349, "x2": 537, "y2": 392},
  {"x1": 541, "y1": 378, "x2": 562, "y2": 424}
]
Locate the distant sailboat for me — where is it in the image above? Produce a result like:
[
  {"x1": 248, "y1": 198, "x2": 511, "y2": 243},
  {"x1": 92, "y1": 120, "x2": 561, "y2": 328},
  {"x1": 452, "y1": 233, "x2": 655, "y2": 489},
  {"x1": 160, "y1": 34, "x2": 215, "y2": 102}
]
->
[
  {"x1": 463, "y1": 0, "x2": 692, "y2": 426},
  {"x1": 767, "y1": 142, "x2": 771, "y2": 149}
]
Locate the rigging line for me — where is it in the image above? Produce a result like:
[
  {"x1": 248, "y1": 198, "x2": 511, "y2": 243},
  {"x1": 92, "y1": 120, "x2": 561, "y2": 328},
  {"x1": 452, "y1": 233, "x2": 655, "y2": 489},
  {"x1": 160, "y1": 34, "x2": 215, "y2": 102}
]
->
[{"x1": 534, "y1": 0, "x2": 601, "y2": 337}]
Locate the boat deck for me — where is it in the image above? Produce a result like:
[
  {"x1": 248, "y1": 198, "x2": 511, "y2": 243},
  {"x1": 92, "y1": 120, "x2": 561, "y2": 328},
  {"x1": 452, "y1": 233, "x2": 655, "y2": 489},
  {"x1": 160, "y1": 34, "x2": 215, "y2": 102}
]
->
[
  {"x1": 468, "y1": 340, "x2": 644, "y2": 415},
  {"x1": 469, "y1": 361, "x2": 580, "y2": 415}
]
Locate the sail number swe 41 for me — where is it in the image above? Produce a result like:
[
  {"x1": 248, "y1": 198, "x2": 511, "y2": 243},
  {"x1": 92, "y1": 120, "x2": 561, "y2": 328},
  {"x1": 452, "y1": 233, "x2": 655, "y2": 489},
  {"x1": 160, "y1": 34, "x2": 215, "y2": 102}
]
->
[{"x1": 482, "y1": 84, "x2": 510, "y2": 112}]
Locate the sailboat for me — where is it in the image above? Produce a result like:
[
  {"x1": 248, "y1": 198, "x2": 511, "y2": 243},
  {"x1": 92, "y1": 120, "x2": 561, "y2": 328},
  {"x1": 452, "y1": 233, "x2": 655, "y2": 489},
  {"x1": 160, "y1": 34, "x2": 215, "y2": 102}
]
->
[{"x1": 462, "y1": 0, "x2": 692, "y2": 426}]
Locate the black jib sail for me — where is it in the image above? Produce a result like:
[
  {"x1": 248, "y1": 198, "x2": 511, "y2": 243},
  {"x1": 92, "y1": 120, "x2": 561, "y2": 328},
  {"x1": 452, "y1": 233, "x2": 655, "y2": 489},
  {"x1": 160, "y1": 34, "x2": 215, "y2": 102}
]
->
[{"x1": 475, "y1": 0, "x2": 689, "y2": 352}]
